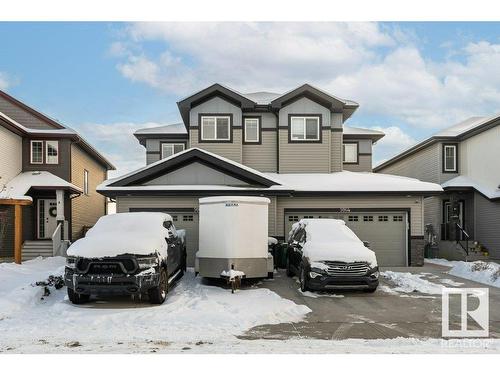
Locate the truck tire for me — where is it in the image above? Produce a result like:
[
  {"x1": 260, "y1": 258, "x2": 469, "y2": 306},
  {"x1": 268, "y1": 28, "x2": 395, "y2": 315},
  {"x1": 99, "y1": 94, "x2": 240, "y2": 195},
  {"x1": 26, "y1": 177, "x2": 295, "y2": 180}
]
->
[
  {"x1": 67, "y1": 288, "x2": 90, "y2": 304},
  {"x1": 148, "y1": 268, "x2": 168, "y2": 304},
  {"x1": 182, "y1": 247, "x2": 187, "y2": 272},
  {"x1": 299, "y1": 264, "x2": 309, "y2": 292}
]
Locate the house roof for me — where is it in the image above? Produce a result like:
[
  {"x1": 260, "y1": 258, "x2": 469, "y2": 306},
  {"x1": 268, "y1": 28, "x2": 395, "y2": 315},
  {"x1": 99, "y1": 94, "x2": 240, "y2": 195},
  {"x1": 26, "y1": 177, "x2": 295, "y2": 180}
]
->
[
  {"x1": 134, "y1": 123, "x2": 187, "y2": 135},
  {"x1": 0, "y1": 171, "x2": 82, "y2": 201},
  {"x1": 98, "y1": 146, "x2": 443, "y2": 198},
  {"x1": 373, "y1": 114, "x2": 500, "y2": 172},
  {"x1": 0, "y1": 108, "x2": 115, "y2": 170},
  {"x1": 441, "y1": 175, "x2": 500, "y2": 201},
  {"x1": 343, "y1": 126, "x2": 385, "y2": 142}
]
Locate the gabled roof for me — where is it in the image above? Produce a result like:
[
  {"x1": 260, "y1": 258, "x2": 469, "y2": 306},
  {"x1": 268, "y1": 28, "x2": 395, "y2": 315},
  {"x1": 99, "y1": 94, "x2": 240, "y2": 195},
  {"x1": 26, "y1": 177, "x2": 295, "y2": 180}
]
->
[
  {"x1": 102, "y1": 147, "x2": 282, "y2": 189},
  {"x1": 270, "y1": 84, "x2": 359, "y2": 120},
  {"x1": 374, "y1": 114, "x2": 500, "y2": 172},
  {"x1": 441, "y1": 175, "x2": 500, "y2": 201}
]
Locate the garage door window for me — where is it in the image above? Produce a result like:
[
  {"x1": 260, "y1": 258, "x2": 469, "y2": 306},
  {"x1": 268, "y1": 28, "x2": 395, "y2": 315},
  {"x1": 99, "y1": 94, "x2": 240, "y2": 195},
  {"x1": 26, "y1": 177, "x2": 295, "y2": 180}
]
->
[
  {"x1": 378, "y1": 215, "x2": 388, "y2": 222},
  {"x1": 393, "y1": 215, "x2": 403, "y2": 222},
  {"x1": 348, "y1": 215, "x2": 359, "y2": 222},
  {"x1": 288, "y1": 215, "x2": 299, "y2": 222},
  {"x1": 363, "y1": 215, "x2": 373, "y2": 222},
  {"x1": 183, "y1": 215, "x2": 194, "y2": 221},
  {"x1": 171, "y1": 215, "x2": 178, "y2": 221}
]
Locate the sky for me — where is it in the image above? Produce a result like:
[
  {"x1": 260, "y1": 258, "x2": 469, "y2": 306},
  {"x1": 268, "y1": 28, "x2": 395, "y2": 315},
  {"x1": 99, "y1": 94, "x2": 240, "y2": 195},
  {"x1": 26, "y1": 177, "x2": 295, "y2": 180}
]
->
[{"x1": 1, "y1": 22, "x2": 500, "y2": 177}]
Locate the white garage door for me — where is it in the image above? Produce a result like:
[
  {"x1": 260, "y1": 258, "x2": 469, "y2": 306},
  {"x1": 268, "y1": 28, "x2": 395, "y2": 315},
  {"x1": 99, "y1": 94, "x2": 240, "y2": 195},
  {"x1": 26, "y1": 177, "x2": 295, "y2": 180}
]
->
[
  {"x1": 129, "y1": 208, "x2": 199, "y2": 266},
  {"x1": 285, "y1": 210, "x2": 408, "y2": 267}
]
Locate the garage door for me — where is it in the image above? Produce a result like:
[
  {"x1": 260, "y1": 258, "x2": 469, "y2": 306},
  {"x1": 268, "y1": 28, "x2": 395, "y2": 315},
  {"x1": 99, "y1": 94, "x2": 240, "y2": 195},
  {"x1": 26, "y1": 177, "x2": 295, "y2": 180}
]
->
[
  {"x1": 285, "y1": 210, "x2": 408, "y2": 267},
  {"x1": 129, "y1": 208, "x2": 199, "y2": 266}
]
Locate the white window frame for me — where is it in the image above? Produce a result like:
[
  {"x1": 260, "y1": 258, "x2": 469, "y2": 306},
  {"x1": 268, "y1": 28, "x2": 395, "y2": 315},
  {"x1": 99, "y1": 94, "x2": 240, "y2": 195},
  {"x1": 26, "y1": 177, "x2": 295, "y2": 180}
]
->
[
  {"x1": 290, "y1": 116, "x2": 320, "y2": 141},
  {"x1": 244, "y1": 118, "x2": 260, "y2": 143},
  {"x1": 200, "y1": 115, "x2": 231, "y2": 141},
  {"x1": 161, "y1": 143, "x2": 185, "y2": 159},
  {"x1": 45, "y1": 140, "x2": 59, "y2": 164},
  {"x1": 30, "y1": 140, "x2": 44, "y2": 164},
  {"x1": 83, "y1": 169, "x2": 89, "y2": 196},
  {"x1": 443, "y1": 144, "x2": 457, "y2": 172},
  {"x1": 343, "y1": 142, "x2": 359, "y2": 163}
]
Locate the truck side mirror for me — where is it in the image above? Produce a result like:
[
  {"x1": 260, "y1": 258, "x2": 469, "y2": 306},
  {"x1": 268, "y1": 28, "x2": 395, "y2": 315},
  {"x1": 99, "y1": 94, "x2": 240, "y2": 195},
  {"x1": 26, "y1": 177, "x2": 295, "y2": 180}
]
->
[{"x1": 363, "y1": 241, "x2": 370, "y2": 248}]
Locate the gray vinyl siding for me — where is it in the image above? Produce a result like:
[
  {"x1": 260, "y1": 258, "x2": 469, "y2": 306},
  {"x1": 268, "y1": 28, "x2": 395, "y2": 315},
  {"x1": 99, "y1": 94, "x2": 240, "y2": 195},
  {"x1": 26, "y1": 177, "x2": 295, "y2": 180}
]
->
[
  {"x1": 189, "y1": 128, "x2": 243, "y2": 163},
  {"x1": 279, "y1": 129, "x2": 331, "y2": 173},
  {"x1": 474, "y1": 192, "x2": 500, "y2": 260},
  {"x1": 331, "y1": 112, "x2": 343, "y2": 128},
  {"x1": 343, "y1": 154, "x2": 372, "y2": 172},
  {"x1": 424, "y1": 196, "x2": 441, "y2": 240},
  {"x1": 189, "y1": 96, "x2": 242, "y2": 127},
  {"x1": 376, "y1": 142, "x2": 441, "y2": 183},
  {"x1": 330, "y1": 131, "x2": 342, "y2": 172},
  {"x1": 278, "y1": 97, "x2": 331, "y2": 129},
  {"x1": 243, "y1": 131, "x2": 278, "y2": 172},
  {"x1": 147, "y1": 153, "x2": 160, "y2": 165},
  {"x1": 145, "y1": 138, "x2": 187, "y2": 165},
  {"x1": 245, "y1": 112, "x2": 277, "y2": 129},
  {"x1": 0, "y1": 96, "x2": 58, "y2": 130},
  {"x1": 22, "y1": 138, "x2": 72, "y2": 180},
  {"x1": 275, "y1": 195, "x2": 423, "y2": 238}
]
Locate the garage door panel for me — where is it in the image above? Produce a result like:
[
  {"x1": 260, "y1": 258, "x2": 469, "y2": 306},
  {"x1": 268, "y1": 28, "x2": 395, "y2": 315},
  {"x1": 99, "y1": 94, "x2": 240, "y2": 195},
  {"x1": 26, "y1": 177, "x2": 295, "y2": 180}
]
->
[{"x1": 285, "y1": 210, "x2": 407, "y2": 267}]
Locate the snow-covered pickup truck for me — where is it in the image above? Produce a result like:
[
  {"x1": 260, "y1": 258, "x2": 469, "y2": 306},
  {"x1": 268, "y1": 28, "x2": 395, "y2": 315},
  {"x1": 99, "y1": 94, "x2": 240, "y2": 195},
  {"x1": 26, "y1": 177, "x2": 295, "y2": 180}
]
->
[
  {"x1": 64, "y1": 212, "x2": 186, "y2": 305},
  {"x1": 286, "y1": 219, "x2": 379, "y2": 293}
]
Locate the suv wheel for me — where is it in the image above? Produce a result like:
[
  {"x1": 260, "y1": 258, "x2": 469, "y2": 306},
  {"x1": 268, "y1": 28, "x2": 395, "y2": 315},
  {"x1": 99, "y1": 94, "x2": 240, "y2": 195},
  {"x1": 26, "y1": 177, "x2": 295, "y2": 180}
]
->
[
  {"x1": 286, "y1": 254, "x2": 294, "y2": 277},
  {"x1": 299, "y1": 264, "x2": 309, "y2": 292},
  {"x1": 67, "y1": 288, "x2": 90, "y2": 304},
  {"x1": 148, "y1": 268, "x2": 168, "y2": 304}
]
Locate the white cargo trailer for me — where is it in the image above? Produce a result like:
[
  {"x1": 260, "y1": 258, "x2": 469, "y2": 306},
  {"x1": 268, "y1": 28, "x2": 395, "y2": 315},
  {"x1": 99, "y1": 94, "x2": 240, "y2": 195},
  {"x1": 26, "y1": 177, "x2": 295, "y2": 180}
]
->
[{"x1": 195, "y1": 196, "x2": 274, "y2": 279}]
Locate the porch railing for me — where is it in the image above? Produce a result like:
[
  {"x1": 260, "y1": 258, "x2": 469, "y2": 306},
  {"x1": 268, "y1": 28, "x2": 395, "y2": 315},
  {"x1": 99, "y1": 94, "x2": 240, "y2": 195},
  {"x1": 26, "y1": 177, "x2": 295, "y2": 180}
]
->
[{"x1": 456, "y1": 223, "x2": 470, "y2": 256}]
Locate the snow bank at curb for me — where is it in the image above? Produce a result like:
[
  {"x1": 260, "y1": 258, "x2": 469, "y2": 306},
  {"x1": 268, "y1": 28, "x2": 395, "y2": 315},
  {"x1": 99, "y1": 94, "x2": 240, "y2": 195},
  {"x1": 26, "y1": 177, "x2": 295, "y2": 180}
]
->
[
  {"x1": 426, "y1": 259, "x2": 500, "y2": 288},
  {"x1": 381, "y1": 271, "x2": 444, "y2": 294}
]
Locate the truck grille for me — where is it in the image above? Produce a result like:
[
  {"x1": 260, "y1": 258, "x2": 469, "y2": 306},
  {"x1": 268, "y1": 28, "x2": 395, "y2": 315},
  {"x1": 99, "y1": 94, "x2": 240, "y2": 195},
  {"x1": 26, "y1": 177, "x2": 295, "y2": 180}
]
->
[
  {"x1": 322, "y1": 261, "x2": 369, "y2": 276},
  {"x1": 76, "y1": 257, "x2": 137, "y2": 274}
]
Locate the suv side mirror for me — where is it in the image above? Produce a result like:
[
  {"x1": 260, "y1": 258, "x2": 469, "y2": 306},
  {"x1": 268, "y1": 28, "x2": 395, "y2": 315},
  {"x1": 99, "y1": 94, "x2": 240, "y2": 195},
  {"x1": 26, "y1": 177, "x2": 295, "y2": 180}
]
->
[{"x1": 363, "y1": 241, "x2": 370, "y2": 248}]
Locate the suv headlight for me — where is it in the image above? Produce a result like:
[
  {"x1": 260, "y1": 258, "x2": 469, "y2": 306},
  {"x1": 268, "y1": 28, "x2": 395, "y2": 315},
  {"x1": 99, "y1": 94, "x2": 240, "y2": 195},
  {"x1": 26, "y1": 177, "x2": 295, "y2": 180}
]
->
[
  {"x1": 66, "y1": 256, "x2": 76, "y2": 269},
  {"x1": 368, "y1": 266, "x2": 379, "y2": 278},
  {"x1": 309, "y1": 271, "x2": 323, "y2": 279},
  {"x1": 136, "y1": 256, "x2": 158, "y2": 269}
]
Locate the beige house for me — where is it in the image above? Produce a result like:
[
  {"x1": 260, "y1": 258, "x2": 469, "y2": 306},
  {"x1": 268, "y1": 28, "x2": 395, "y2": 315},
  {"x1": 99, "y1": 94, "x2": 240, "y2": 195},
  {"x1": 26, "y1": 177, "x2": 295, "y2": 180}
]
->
[
  {"x1": 0, "y1": 90, "x2": 114, "y2": 262},
  {"x1": 99, "y1": 84, "x2": 442, "y2": 267}
]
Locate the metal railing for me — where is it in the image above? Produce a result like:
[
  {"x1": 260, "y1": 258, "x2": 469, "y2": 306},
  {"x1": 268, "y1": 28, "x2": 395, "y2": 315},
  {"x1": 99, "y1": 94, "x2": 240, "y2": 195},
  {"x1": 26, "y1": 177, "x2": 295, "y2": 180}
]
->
[{"x1": 456, "y1": 223, "x2": 470, "y2": 256}]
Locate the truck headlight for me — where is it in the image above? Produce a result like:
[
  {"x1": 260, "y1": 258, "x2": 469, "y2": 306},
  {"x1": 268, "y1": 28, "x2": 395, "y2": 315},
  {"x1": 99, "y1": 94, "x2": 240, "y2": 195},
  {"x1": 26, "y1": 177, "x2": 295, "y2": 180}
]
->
[
  {"x1": 368, "y1": 267, "x2": 379, "y2": 278},
  {"x1": 137, "y1": 257, "x2": 158, "y2": 269},
  {"x1": 66, "y1": 257, "x2": 76, "y2": 269},
  {"x1": 309, "y1": 271, "x2": 323, "y2": 279}
]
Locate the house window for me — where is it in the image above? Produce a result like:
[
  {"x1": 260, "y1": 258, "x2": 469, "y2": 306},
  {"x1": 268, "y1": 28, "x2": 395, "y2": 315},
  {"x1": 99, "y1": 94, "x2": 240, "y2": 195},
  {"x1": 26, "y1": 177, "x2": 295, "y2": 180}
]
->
[
  {"x1": 45, "y1": 140, "x2": 59, "y2": 164},
  {"x1": 244, "y1": 118, "x2": 260, "y2": 143},
  {"x1": 30, "y1": 140, "x2": 44, "y2": 164},
  {"x1": 290, "y1": 116, "x2": 320, "y2": 141},
  {"x1": 161, "y1": 143, "x2": 185, "y2": 159},
  {"x1": 201, "y1": 116, "x2": 230, "y2": 141},
  {"x1": 83, "y1": 170, "x2": 89, "y2": 195},
  {"x1": 343, "y1": 143, "x2": 358, "y2": 163},
  {"x1": 443, "y1": 144, "x2": 458, "y2": 172}
]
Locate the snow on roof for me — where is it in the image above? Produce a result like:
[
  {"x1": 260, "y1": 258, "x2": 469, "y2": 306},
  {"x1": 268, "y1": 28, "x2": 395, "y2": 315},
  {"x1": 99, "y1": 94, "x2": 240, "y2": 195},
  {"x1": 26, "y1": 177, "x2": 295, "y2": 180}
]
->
[
  {"x1": 67, "y1": 212, "x2": 172, "y2": 259},
  {"x1": 343, "y1": 126, "x2": 385, "y2": 137},
  {"x1": 434, "y1": 116, "x2": 492, "y2": 137},
  {"x1": 199, "y1": 196, "x2": 271, "y2": 204},
  {"x1": 441, "y1": 175, "x2": 500, "y2": 200},
  {"x1": 265, "y1": 171, "x2": 443, "y2": 193},
  {"x1": 0, "y1": 171, "x2": 82, "y2": 201},
  {"x1": 134, "y1": 122, "x2": 187, "y2": 135},
  {"x1": 242, "y1": 92, "x2": 281, "y2": 104}
]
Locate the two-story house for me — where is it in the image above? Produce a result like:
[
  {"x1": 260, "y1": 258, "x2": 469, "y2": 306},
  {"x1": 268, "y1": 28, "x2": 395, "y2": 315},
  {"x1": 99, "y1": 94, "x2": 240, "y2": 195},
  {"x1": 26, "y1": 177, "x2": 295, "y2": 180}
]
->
[
  {"x1": 98, "y1": 84, "x2": 442, "y2": 267},
  {"x1": 374, "y1": 115, "x2": 500, "y2": 261},
  {"x1": 0, "y1": 90, "x2": 115, "y2": 263}
]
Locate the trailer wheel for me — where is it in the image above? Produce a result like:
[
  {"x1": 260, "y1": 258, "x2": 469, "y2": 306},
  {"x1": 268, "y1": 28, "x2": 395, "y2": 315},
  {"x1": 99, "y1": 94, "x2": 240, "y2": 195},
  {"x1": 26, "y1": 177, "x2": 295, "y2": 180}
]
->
[
  {"x1": 67, "y1": 288, "x2": 90, "y2": 304},
  {"x1": 267, "y1": 271, "x2": 274, "y2": 279},
  {"x1": 148, "y1": 268, "x2": 168, "y2": 304}
]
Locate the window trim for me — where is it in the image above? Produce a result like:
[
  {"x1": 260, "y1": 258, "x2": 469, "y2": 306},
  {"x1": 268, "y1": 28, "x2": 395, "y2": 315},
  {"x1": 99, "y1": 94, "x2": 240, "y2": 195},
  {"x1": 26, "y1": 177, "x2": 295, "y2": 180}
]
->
[
  {"x1": 343, "y1": 141, "x2": 359, "y2": 164},
  {"x1": 288, "y1": 114, "x2": 322, "y2": 143},
  {"x1": 30, "y1": 140, "x2": 44, "y2": 164},
  {"x1": 160, "y1": 142, "x2": 186, "y2": 159},
  {"x1": 45, "y1": 140, "x2": 59, "y2": 165},
  {"x1": 83, "y1": 169, "x2": 89, "y2": 196},
  {"x1": 442, "y1": 143, "x2": 458, "y2": 173},
  {"x1": 198, "y1": 113, "x2": 233, "y2": 143},
  {"x1": 243, "y1": 116, "x2": 262, "y2": 144}
]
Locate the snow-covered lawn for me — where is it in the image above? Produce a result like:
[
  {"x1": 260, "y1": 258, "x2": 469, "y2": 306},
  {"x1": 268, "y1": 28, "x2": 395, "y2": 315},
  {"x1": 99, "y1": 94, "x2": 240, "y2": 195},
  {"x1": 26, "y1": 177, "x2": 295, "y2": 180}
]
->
[
  {"x1": 0, "y1": 257, "x2": 310, "y2": 352},
  {"x1": 426, "y1": 259, "x2": 500, "y2": 288}
]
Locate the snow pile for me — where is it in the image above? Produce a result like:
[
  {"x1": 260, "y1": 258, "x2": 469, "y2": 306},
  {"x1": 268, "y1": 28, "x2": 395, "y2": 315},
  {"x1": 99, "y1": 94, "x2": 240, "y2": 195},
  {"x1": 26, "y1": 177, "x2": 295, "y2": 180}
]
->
[
  {"x1": 426, "y1": 259, "x2": 500, "y2": 288},
  {"x1": 297, "y1": 219, "x2": 377, "y2": 267},
  {"x1": 221, "y1": 269, "x2": 245, "y2": 280},
  {"x1": 268, "y1": 237, "x2": 278, "y2": 246},
  {"x1": 381, "y1": 271, "x2": 444, "y2": 294},
  {"x1": 0, "y1": 258, "x2": 311, "y2": 346},
  {"x1": 67, "y1": 212, "x2": 172, "y2": 259}
]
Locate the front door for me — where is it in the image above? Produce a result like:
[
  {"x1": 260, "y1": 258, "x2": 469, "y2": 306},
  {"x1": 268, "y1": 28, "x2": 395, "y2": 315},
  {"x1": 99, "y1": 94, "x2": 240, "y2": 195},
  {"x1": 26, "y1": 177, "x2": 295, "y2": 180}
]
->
[
  {"x1": 444, "y1": 200, "x2": 465, "y2": 240},
  {"x1": 38, "y1": 199, "x2": 57, "y2": 239}
]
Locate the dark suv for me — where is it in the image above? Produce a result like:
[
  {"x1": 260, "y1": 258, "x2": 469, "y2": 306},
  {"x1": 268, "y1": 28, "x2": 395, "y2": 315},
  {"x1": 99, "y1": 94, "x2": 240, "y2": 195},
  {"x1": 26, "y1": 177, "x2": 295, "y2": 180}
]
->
[{"x1": 64, "y1": 212, "x2": 186, "y2": 304}]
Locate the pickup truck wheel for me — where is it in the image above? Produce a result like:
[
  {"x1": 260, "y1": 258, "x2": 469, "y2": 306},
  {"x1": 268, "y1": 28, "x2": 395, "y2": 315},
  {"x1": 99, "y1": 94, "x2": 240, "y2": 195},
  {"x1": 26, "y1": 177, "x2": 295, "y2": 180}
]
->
[
  {"x1": 286, "y1": 255, "x2": 294, "y2": 277},
  {"x1": 299, "y1": 264, "x2": 309, "y2": 292},
  {"x1": 148, "y1": 268, "x2": 168, "y2": 304},
  {"x1": 67, "y1": 288, "x2": 90, "y2": 304}
]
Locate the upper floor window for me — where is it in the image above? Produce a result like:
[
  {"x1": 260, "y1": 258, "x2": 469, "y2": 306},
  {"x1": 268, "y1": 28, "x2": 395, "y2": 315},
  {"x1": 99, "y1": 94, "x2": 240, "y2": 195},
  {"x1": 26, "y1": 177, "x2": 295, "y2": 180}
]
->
[
  {"x1": 30, "y1": 140, "x2": 59, "y2": 165},
  {"x1": 201, "y1": 115, "x2": 230, "y2": 141},
  {"x1": 161, "y1": 143, "x2": 185, "y2": 159},
  {"x1": 244, "y1": 117, "x2": 260, "y2": 143},
  {"x1": 290, "y1": 116, "x2": 320, "y2": 141},
  {"x1": 83, "y1": 169, "x2": 89, "y2": 195},
  {"x1": 443, "y1": 144, "x2": 458, "y2": 173},
  {"x1": 30, "y1": 140, "x2": 43, "y2": 164},
  {"x1": 343, "y1": 142, "x2": 358, "y2": 163}
]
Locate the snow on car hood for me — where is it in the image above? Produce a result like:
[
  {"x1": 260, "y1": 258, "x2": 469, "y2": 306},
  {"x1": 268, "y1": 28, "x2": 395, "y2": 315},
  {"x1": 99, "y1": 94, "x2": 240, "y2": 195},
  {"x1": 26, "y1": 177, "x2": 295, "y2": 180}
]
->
[
  {"x1": 67, "y1": 212, "x2": 172, "y2": 259},
  {"x1": 299, "y1": 219, "x2": 378, "y2": 267}
]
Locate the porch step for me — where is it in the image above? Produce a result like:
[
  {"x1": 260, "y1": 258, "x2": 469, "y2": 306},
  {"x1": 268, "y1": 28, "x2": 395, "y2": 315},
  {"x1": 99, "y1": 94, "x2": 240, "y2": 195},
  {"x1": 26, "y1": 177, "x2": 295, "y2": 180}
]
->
[{"x1": 22, "y1": 241, "x2": 53, "y2": 261}]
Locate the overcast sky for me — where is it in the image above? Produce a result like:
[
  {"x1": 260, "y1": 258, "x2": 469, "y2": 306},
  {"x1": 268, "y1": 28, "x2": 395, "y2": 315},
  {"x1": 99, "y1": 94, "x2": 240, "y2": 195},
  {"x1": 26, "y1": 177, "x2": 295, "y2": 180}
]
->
[{"x1": 1, "y1": 22, "x2": 500, "y2": 177}]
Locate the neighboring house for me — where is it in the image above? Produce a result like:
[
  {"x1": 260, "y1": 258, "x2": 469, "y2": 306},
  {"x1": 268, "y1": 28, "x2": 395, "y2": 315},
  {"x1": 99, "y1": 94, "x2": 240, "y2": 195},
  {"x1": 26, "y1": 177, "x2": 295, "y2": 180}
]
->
[
  {"x1": 0, "y1": 90, "x2": 115, "y2": 262},
  {"x1": 99, "y1": 83, "x2": 442, "y2": 267},
  {"x1": 374, "y1": 115, "x2": 500, "y2": 261}
]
